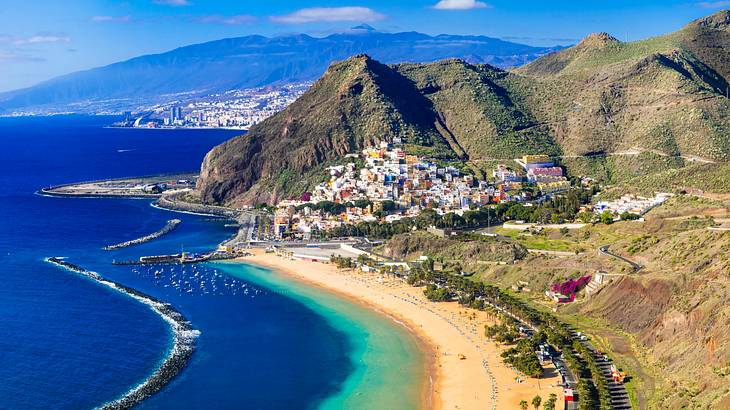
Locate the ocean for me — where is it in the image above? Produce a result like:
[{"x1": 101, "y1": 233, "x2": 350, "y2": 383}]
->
[{"x1": 0, "y1": 116, "x2": 423, "y2": 409}]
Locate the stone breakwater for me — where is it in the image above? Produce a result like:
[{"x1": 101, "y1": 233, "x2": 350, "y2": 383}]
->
[
  {"x1": 45, "y1": 257, "x2": 199, "y2": 410},
  {"x1": 154, "y1": 193, "x2": 240, "y2": 218},
  {"x1": 103, "y1": 219, "x2": 181, "y2": 250}
]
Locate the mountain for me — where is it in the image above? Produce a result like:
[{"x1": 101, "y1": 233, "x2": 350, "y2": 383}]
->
[
  {"x1": 198, "y1": 10, "x2": 730, "y2": 206},
  {"x1": 197, "y1": 55, "x2": 561, "y2": 205},
  {"x1": 0, "y1": 28, "x2": 561, "y2": 114},
  {"x1": 514, "y1": 10, "x2": 730, "y2": 176}
]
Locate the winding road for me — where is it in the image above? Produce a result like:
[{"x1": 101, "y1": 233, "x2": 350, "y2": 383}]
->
[{"x1": 599, "y1": 245, "x2": 642, "y2": 271}]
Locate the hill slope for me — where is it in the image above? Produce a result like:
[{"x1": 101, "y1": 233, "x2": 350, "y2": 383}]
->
[
  {"x1": 197, "y1": 55, "x2": 560, "y2": 205},
  {"x1": 0, "y1": 28, "x2": 559, "y2": 114},
  {"x1": 199, "y1": 10, "x2": 730, "y2": 205},
  {"x1": 515, "y1": 10, "x2": 730, "y2": 162}
]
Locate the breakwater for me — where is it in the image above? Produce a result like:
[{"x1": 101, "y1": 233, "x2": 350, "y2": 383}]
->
[
  {"x1": 112, "y1": 252, "x2": 237, "y2": 266},
  {"x1": 45, "y1": 257, "x2": 199, "y2": 410},
  {"x1": 104, "y1": 220, "x2": 181, "y2": 250},
  {"x1": 154, "y1": 193, "x2": 240, "y2": 218}
]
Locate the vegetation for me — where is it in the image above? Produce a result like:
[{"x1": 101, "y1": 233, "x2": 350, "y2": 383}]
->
[
  {"x1": 383, "y1": 231, "x2": 528, "y2": 264},
  {"x1": 599, "y1": 210, "x2": 615, "y2": 225},
  {"x1": 423, "y1": 284, "x2": 452, "y2": 302},
  {"x1": 405, "y1": 264, "x2": 613, "y2": 408},
  {"x1": 485, "y1": 323, "x2": 519, "y2": 344},
  {"x1": 605, "y1": 162, "x2": 730, "y2": 197},
  {"x1": 543, "y1": 393, "x2": 557, "y2": 410},
  {"x1": 531, "y1": 395, "x2": 542, "y2": 410},
  {"x1": 325, "y1": 189, "x2": 596, "y2": 240},
  {"x1": 199, "y1": 12, "x2": 730, "y2": 205},
  {"x1": 501, "y1": 338, "x2": 543, "y2": 377},
  {"x1": 330, "y1": 255, "x2": 355, "y2": 269}
]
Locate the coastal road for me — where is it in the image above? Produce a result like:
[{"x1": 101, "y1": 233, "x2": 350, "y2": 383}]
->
[
  {"x1": 552, "y1": 355, "x2": 577, "y2": 410},
  {"x1": 598, "y1": 245, "x2": 642, "y2": 272},
  {"x1": 573, "y1": 333, "x2": 632, "y2": 410},
  {"x1": 483, "y1": 299, "x2": 633, "y2": 410}
]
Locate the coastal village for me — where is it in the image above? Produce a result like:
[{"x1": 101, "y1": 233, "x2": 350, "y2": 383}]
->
[{"x1": 270, "y1": 140, "x2": 664, "y2": 241}]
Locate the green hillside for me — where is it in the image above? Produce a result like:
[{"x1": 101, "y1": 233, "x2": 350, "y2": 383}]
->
[{"x1": 198, "y1": 10, "x2": 730, "y2": 206}]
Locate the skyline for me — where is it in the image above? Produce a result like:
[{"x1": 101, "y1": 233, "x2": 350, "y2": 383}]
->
[{"x1": 1, "y1": 1, "x2": 728, "y2": 92}]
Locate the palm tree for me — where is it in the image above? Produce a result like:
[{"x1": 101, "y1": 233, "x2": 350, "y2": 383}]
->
[
  {"x1": 519, "y1": 400, "x2": 528, "y2": 410},
  {"x1": 543, "y1": 392, "x2": 557, "y2": 410},
  {"x1": 532, "y1": 395, "x2": 542, "y2": 410}
]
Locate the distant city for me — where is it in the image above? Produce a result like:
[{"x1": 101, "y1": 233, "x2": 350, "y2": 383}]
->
[{"x1": 112, "y1": 82, "x2": 312, "y2": 130}]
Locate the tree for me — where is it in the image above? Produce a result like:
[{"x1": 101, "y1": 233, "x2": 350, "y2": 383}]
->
[
  {"x1": 381, "y1": 200, "x2": 397, "y2": 212},
  {"x1": 620, "y1": 211, "x2": 641, "y2": 221},
  {"x1": 600, "y1": 210, "x2": 614, "y2": 225},
  {"x1": 532, "y1": 395, "x2": 542, "y2": 409},
  {"x1": 577, "y1": 211, "x2": 594, "y2": 223},
  {"x1": 519, "y1": 400, "x2": 529, "y2": 410},
  {"x1": 543, "y1": 393, "x2": 557, "y2": 410},
  {"x1": 353, "y1": 199, "x2": 372, "y2": 209}
]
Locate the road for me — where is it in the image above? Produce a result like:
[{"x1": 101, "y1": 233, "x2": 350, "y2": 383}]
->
[
  {"x1": 599, "y1": 245, "x2": 642, "y2": 271},
  {"x1": 574, "y1": 332, "x2": 632, "y2": 410}
]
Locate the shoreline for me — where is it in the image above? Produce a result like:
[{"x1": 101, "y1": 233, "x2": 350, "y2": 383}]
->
[
  {"x1": 153, "y1": 194, "x2": 240, "y2": 218},
  {"x1": 45, "y1": 257, "x2": 199, "y2": 410},
  {"x1": 235, "y1": 250, "x2": 563, "y2": 410}
]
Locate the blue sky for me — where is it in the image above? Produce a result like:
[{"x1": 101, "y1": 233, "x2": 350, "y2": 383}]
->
[{"x1": 0, "y1": 0, "x2": 727, "y2": 92}]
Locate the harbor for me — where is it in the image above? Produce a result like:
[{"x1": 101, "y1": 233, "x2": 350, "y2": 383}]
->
[
  {"x1": 39, "y1": 173, "x2": 197, "y2": 198},
  {"x1": 112, "y1": 250, "x2": 240, "y2": 266}
]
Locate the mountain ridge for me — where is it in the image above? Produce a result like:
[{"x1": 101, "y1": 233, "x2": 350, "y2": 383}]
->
[{"x1": 0, "y1": 28, "x2": 562, "y2": 114}]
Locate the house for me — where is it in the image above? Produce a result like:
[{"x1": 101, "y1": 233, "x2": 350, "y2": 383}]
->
[
  {"x1": 516, "y1": 154, "x2": 554, "y2": 170},
  {"x1": 527, "y1": 167, "x2": 563, "y2": 182}
]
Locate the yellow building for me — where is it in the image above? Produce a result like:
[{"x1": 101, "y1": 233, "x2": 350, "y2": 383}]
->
[
  {"x1": 537, "y1": 180, "x2": 571, "y2": 194},
  {"x1": 522, "y1": 154, "x2": 551, "y2": 164}
]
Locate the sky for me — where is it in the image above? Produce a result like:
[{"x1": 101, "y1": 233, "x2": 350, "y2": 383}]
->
[{"x1": 0, "y1": 0, "x2": 728, "y2": 92}]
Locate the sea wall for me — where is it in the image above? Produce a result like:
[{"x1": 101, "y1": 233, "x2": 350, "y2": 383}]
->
[
  {"x1": 45, "y1": 257, "x2": 199, "y2": 409},
  {"x1": 154, "y1": 193, "x2": 240, "y2": 218},
  {"x1": 104, "y1": 219, "x2": 181, "y2": 250}
]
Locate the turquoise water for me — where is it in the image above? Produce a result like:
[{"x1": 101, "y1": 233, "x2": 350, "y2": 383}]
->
[
  {"x1": 218, "y1": 261, "x2": 425, "y2": 410},
  {"x1": 0, "y1": 115, "x2": 425, "y2": 409}
]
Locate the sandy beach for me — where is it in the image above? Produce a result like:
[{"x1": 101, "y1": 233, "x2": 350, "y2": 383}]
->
[{"x1": 237, "y1": 250, "x2": 563, "y2": 410}]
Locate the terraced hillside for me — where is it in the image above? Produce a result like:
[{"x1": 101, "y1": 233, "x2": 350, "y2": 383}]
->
[{"x1": 582, "y1": 199, "x2": 730, "y2": 409}]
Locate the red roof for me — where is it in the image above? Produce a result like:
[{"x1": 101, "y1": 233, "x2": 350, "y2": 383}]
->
[{"x1": 529, "y1": 167, "x2": 563, "y2": 176}]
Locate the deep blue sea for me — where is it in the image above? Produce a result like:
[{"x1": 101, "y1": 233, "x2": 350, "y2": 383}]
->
[{"x1": 0, "y1": 116, "x2": 366, "y2": 409}]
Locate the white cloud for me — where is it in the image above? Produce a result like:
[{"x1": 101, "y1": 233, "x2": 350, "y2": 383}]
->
[
  {"x1": 13, "y1": 35, "x2": 71, "y2": 45},
  {"x1": 270, "y1": 7, "x2": 385, "y2": 24},
  {"x1": 697, "y1": 1, "x2": 730, "y2": 8},
  {"x1": 154, "y1": 0, "x2": 191, "y2": 6},
  {"x1": 197, "y1": 14, "x2": 256, "y2": 25},
  {"x1": 433, "y1": 0, "x2": 490, "y2": 10},
  {"x1": 91, "y1": 15, "x2": 132, "y2": 23}
]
